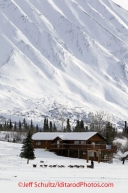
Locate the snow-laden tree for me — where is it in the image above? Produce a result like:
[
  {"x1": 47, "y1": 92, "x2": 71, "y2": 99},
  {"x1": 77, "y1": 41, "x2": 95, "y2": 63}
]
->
[{"x1": 20, "y1": 130, "x2": 35, "y2": 164}]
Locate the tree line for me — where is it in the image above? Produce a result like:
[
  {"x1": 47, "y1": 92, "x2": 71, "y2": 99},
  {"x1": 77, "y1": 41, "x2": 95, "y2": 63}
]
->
[
  {"x1": 0, "y1": 118, "x2": 57, "y2": 133},
  {"x1": 0, "y1": 113, "x2": 128, "y2": 145}
]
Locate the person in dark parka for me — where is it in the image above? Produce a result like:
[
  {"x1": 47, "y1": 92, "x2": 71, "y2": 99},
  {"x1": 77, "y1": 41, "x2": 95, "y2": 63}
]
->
[
  {"x1": 122, "y1": 157, "x2": 125, "y2": 164},
  {"x1": 91, "y1": 160, "x2": 94, "y2": 168}
]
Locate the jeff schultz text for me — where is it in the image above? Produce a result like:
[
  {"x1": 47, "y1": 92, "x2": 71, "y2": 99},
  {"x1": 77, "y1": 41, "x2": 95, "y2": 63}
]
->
[{"x1": 18, "y1": 181, "x2": 114, "y2": 188}]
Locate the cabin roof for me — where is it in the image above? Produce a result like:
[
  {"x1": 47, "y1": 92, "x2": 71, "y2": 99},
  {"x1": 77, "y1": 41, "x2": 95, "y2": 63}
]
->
[{"x1": 32, "y1": 132, "x2": 101, "y2": 140}]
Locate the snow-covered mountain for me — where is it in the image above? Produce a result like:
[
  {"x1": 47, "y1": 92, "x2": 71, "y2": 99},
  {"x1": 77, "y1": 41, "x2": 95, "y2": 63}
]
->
[{"x1": 0, "y1": 0, "x2": 128, "y2": 125}]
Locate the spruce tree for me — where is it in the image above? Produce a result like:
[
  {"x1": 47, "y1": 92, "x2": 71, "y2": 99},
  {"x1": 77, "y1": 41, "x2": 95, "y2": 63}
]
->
[
  {"x1": 6, "y1": 121, "x2": 9, "y2": 131},
  {"x1": 43, "y1": 118, "x2": 49, "y2": 131},
  {"x1": 30, "y1": 119, "x2": 34, "y2": 134},
  {"x1": 23, "y1": 118, "x2": 28, "y2": 131},
  {"x1": 85, "y1": 126, "x2": 89, "y2": 131},
  {"x1": 36, "y1": 124, "x2": 39, "y2": 132},
  {"x1": 66, "y1": 119, "x2": 71, "y2": 132},
  {"x1": 80, "y1": 120, "x2": 84, "y2": 131},
  {"x1": 19, "y1": 120, "x2": 22, "y2": 131},
  {"x1": 23, "y1": 118, "x2": 26, "y2": 126},
  {"x1": 9, "y1": 119, "x2": 13, "y2": 130},
  {"x1": 20, "y1": 130, "x2": 35, "y2": 164},
  {"x1": 104, "y1": 122, "x2": 116, "y2": 145},
  {"x1": 14, "y1": 121, "x2": 17, "y2": 131},
  {"x1": 0, "y1": 123, "x2": 3, "y2": 131},
  {"x1": 74, "y1": 120, "x2": 80, "y2": 132},
  {"x1": 124, "y1": 121, "x2": 128, "y2": 135},
  {"x1": 46, "y1": 119, "x2": 49, "y2": 131},
  {"x1": 49, "y1": 121, "x2": 53, "y2": 132},
  {"x1": 43, "y1": 118, "x2": 47, "y2": 131}
]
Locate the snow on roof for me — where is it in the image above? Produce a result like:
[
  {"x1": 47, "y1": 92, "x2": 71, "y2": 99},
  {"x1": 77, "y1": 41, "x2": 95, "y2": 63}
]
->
[{"x1": 32, "y1": 132, "x2": 98, "y2": 140}]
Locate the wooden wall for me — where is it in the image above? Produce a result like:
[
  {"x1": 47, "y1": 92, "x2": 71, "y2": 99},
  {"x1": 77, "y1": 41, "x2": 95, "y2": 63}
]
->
[
  {"x1": 33, "y1": 133, "x2": 105, "y2": 149},
  {"x1": 33, "y1": 140, "x2": 52, "y2": 149},
  {"x1": 86, "y1": 134, "x2": 105, "y2": 144}
]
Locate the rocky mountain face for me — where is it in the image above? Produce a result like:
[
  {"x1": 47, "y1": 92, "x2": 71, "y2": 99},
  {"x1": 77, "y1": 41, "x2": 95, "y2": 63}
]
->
[{"x1": 0, "y1": 0, "x2": 128, "y2": 126}]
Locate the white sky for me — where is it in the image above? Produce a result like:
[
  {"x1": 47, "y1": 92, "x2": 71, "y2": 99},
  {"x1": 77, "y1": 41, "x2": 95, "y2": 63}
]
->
[{"x1": 112, "y1": 0, "x2": 128, "y2": 10}]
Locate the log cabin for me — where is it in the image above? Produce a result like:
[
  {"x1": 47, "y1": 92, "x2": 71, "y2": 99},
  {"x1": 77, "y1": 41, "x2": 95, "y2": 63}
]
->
[{"x1": 32, "y1": 132, "x2": 117, "y2": 162}]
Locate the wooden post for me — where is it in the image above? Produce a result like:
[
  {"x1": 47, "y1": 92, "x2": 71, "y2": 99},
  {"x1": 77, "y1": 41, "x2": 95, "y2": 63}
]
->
[
  {"x1": 78, "y1": 149, "x2": 79, "y2": 158},
  {"x1": 68, "y1": 149, "x2": 69, "y2": 157},
  {"x1": 87, "y1": 150, "x2": 89, "y2": 163},
  {"x1": 98, "y1": 150, "x2": 100, "y2": 163}
]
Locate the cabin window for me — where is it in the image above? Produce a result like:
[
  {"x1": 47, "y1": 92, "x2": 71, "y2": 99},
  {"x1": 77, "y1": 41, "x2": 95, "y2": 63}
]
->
[
  {"x1": 96, "y1": 152, "x2": 99, "y2": 157},
  {"x1": 96, "y1": 141, "x2": 102, "y2": 144},
  {"x1": 106, "y1": 145, "x2": 111, "y2": 149},
  {"x1": 81, "y1": 141, "x2": 86, "y2": 144},
  {"x1": 36, "y1": 141, "x2": 41, "y2": 145},
  {"x1": 57, "y1": 140, "x2": 60, "y2": 145},
  {"x1": 74, "y1": 141, "x2": 79, "y2": 144},
  {"x1": 88, "y1": 141, "x2": 91, "y2": 144},
  {"x1": 89, "y1": 152, "x2": 94, "y2": 157}
]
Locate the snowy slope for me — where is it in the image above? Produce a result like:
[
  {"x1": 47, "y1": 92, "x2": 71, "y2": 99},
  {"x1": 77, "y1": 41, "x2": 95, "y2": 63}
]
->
[{"x1": 0, "y1": 0, "x2": 128, "y2": 125}]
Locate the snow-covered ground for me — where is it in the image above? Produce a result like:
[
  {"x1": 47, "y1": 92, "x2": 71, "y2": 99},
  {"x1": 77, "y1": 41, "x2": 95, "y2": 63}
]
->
[{"x1": 0, "y1": 141, "x2": 128, "y2": 193}]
